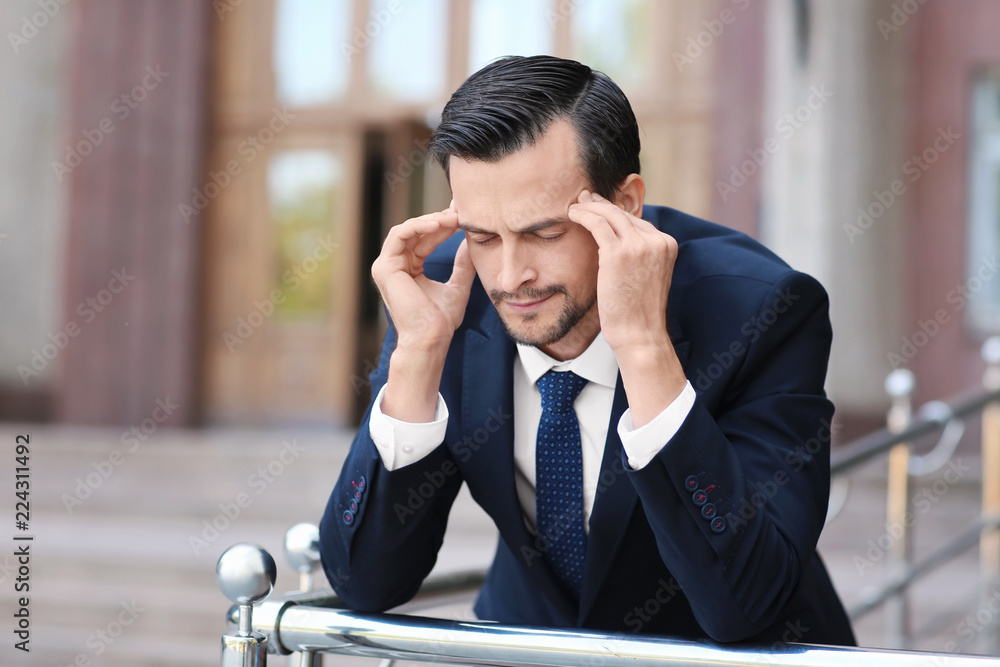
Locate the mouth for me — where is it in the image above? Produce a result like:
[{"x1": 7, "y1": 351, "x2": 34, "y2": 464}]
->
[{"x1": 504, "y1": 294, "x2": 553, "y2": 313}]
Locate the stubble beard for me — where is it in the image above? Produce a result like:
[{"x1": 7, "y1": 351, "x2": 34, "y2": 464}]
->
[{"x1": 489, "y1": 286, "x2": 597, "y2": 349}]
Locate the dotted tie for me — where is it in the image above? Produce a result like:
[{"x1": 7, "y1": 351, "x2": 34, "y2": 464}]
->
[{"x1": 535, "y1": 370, "x2": 589, "y2": 599}]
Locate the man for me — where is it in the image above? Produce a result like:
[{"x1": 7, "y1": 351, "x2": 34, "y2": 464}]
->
[{"x1": 319, "y1": 55, "x2": 855, "y2": 646}]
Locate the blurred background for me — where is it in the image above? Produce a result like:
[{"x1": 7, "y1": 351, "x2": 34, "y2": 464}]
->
[{"x1": 1, "y1": 0, "x2": 999, "y2": 665}]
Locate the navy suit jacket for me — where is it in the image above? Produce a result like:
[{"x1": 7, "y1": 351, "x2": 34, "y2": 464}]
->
[{"x1": 320, "y1": 205, "x2": 856, "y2": 645}]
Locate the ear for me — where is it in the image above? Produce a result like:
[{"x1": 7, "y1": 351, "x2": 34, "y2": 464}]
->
[{"x1": 615, "y1": 173, "x2": 645, "y2": 217}]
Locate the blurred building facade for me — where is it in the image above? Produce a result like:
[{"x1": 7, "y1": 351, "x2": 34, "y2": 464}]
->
[{"x1": 1, "y1": 0, "x2": 999, "y2": 438}]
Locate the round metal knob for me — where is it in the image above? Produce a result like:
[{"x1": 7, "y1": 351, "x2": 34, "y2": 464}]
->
[
  {"x1": 284, "y1": 523, "x2": 321, "y2": 575},
  {"x1": 217, "y1": 543, "x2": 276, "y2": 606},
  {"x1": 983, "y1": 337, "x2": 1000, "y2": 365},
  {"x1": 885, "y1": 368, "x2": 915, "y2": 399}
]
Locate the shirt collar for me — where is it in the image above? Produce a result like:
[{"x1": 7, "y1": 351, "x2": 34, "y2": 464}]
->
[{"x1": 516, "y1": 331, "x2": 619, "y2": 390}]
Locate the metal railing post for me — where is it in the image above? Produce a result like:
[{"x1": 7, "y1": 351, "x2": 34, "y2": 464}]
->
[
  {"x1": 884, "y1": 369, "x2": 915, "y2": 649},
  {"x1": 217, "y1": 543, "x2": 276, "y2": 667},
  {"x1": 284, "y1": 524, "x2": 322, "y2": 667},
  {"x1": 981, "y1": 337, "x2": 1000, "y2": 653}
]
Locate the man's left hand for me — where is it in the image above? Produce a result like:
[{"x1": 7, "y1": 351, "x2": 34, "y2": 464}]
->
[
  {"x1": 568, "y1": 189, "x2": 677, "y2": 353},
  {"x1": 568, "y1": 189, "x2": 687, "y2": 427}
]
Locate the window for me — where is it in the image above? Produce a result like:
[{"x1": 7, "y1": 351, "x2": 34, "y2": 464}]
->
[
  {"x1": 468, "y1": 0, "x2": 553, "y2": 75},
  {"x1": 368, "y1": 0, "x2": 448, "y2": 102},
  {"x1": 571, "y1": 0, "x2": 652, "y2": 91},
  {"x1": 268, "y1": 150, "x2": 343, "y2": 317},
  {"x1": 273, "y1": 0, "x2": 351, "y2": 105},
  {"x1": 966, "y1": 71, "x2": 1000, "y2": 334}
]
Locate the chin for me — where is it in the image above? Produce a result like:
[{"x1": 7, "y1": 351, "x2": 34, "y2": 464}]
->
[{"x1": 498, "y1": 316, "x2": 565, "y2": 349}]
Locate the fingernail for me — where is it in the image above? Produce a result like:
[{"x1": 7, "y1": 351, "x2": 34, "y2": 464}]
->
[{"x1": 592, "y1": 192, "x2": 605, "y2": 201}]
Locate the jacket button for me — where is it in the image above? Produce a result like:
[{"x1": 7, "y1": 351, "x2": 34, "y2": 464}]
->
[
  {"x1": 692, "y1": 489, "x2": 708, "y2": 506},
  {"x1": 701, "y1": 503, "x2": 716, "y2": 519},
  {"x1": 342, "y1": 510, "x2": 355, "y2": 525},
  {"x1": 684, "y1": 475, "x2": 699, "y2": 492},
  {"x1": 711, "y1": 517, "x2": 726, "y2": 533},
  {"x1": 358, "y1": 476, "x2": 366, "y2": 491}
]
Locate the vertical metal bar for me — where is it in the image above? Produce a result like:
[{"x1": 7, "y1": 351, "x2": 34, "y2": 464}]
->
[
  {"x1": 284, "y1": 523, "x2": 322, "y2": 667},
  {"x1": 884, "y1": 370, "x2": 915, "y2": 649},
  {"x1": 980, "y1": 338, "x2": 1000, "y2": 654}
]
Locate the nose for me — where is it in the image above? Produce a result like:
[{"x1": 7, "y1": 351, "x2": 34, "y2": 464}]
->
[{"x1": 497, "y1": 242, "x2": 536, "y2": 294}]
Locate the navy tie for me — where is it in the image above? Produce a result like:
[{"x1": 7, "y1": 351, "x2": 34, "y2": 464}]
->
[{"x1": 535, "y1": 370, "x2": 589, "y2": 599}]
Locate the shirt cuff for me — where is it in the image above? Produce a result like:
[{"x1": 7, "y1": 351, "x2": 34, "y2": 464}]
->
[
  {"x1": 617, "y1": 380, "x2": 697, "y2": 470},
  {"x1": 368, "y1": 384, "x2": 449, "y2": 471}
]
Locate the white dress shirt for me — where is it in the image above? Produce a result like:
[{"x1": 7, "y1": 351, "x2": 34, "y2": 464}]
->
[{"x1": 369, "y1": 332, "x2": 697, "y2": 533}]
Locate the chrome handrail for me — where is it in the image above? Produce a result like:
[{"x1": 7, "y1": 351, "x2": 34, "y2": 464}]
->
[
  {"x1": 275, "y1": 605, "x2": 1000, "y2": 666},
  {"x1": 216, "y1": 556, "x2": 1000, "y2": 667},
  {"x1": 217, "y1": 337, "x2": 1000, "y2": 664},
  {"x1": 217, "y1": 544, "x2": 1000, "y2": 667}
]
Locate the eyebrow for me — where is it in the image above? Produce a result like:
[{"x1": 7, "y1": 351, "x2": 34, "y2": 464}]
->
[{"x1": 459, "y1": 217, "x2": 567, "y2": 235}]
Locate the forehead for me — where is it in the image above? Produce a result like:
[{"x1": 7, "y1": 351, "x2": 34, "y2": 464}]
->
[{"x1": 449, "y1": 119, "x2": 589, "y2": 231}]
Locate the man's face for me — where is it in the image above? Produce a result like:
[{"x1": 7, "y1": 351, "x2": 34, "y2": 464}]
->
[{"x1": 450, "y1": 118, "x2": 601, "y2": 358}]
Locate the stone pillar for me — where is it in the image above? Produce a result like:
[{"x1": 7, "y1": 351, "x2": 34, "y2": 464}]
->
[
  {"x1": 0, "y1": 0, "x2": 74, "y2": 420},
  {"x1": 760, "y1": 0, "x2": 909, "y2": 422}
]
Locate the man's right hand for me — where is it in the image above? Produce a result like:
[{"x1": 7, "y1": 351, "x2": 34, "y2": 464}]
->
[{"x1": 371, "y1": 206, "x2": 475, "y2": 422}]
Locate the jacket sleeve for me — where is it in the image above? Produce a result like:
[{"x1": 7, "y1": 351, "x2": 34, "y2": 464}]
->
[
  {"x1": 318, "y1": 318, "x2": 465, "y2": 612},
  {"x1": 625, "y1": 269, "x2": 836, "y2": 642}
]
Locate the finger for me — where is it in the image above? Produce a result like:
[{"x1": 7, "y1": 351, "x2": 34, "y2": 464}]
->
[
  {"x1": 381, "y1": 212, "x2": 458, "y2": 256},
  {"x1": 447, "y1": 238, "x2": 476, "y2": 293},
  {"x1": 576, "y1": 191, "x2": 641, "y2": 240},
  {"x1": 412, "y1": 222, "x2": 462, "y2": 259},
  {"x1": 568, "y1": 203, "x2": 624, "y2": 248}
]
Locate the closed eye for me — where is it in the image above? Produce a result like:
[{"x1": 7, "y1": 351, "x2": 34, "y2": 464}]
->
[{"x1": 469, "y1": 233, "x2": 497, "y2": 246}]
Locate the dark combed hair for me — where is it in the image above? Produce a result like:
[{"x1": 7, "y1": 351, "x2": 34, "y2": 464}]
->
[{"x1": 428, "y1": 55, "x2": 640, "y2": 200}]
